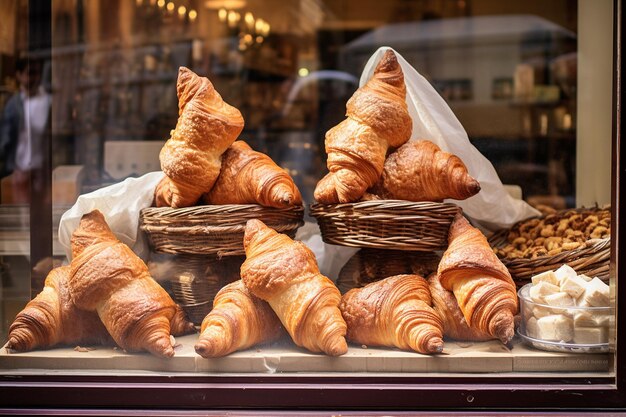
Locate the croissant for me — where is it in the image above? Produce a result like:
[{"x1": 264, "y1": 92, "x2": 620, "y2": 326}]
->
[
  {"x1": 340, "y1": 274, "x2": 444, "y2": 354},
  {"x1": 428, "y1": 273, "x2": 491, "y2": 342},
  {"x1": 314, "y1": 50, "x2": 412, "y2": 204},
  {"x1": 6, "y1": 266, "x2": 112, "y2": 352},
  {"x1": 337, "y1": 248, "x2": 440, "y2": 294},
  {"x1": 155, "y1": 66, "x2": 244, "y2": 208},
  {"x1": 195, "y1": 280, "x2": 283, "y2": 358},
  {"x1": 240, "y1": 219, "x2": 348, "y2": 356},
  {"x1": 69, "y1": 210, "x2": 195, "y2": 357},
  {"x1": 369, "y1": 140, "x2": 480, "y2": 202},
  {"x1": 437, "y1": 213, "x2": 518, "y2": 344},
  {"x1": 202, "y1": 140, "x2": 302, "y2": 208}
]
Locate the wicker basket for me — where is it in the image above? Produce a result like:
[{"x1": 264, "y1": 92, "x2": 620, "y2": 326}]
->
[
  {"x1": 336, "y1": 248, "x2": 441, "y2": 294},
  {"x1": 156, "y1": 254, "x2": 244, "y2": 325},
  {"x1": 140, "y1": 204, "x2": 304, "y2": 256},
  {"x1": 488, "y1": 207, "x2": 610, "y2": 286},
  {"x1": 310, "y1": 200, "x2": 460, "y2": 251}
]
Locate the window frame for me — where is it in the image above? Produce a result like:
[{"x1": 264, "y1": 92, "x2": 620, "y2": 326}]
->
[{"x1": 0, "y1": 0, "x2": 624, "y2": 412}]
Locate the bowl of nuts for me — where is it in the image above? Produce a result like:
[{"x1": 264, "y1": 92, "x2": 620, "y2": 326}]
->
[
  {"x1": 517, "y1": 264, "x2": 612, "y2": 353},
  {"x1": 489, "y1": 206, "x2": 610, "y2": 286}
]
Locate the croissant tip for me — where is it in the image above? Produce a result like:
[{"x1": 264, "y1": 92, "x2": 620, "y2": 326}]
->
[
  {"x1": 326, "y1": 338, "x2": 348, "y2": 357},
  {"x1": 194, "y1": 341, "x2": 213, "y2": 358},
  {"x1": 426, "y1": 337, "x2": 445, "y2": 354},
  {"x1": 468, "y1": 178, "x2": 481, "y2": 195},
  {"x1": 377, "y1": 49, "x2": 399, "y2": 71},
  {"x1": 5, "y1": 338, "x2": 16, "y2": 351},
  {"x1": 195, "y1": 338, "x2": 229, "y2": 358},
  {"x1": 244, "y1": 219, "x2": 266, "y2": 239}
]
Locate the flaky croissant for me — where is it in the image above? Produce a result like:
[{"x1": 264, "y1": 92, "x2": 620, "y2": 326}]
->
[
  {"x1": 314, "y1": 50, "x2": 412, "y2": 204},
  {"x1": 241, "y1": 219, "x2": 348, "y2": 356},
  {"x1": 340, "y1": 274, "x2": 444, "y2": 354},
  {"x1": 437, "y1": 214, "x2": 518, "y2": 344},
  {"x1": 7, "y1": 266, "x2": 112, "y2": 352},
  {"x1": 69, "y1": 210, "x2": 195, "y2": 358},
  {"x1": 202, "y1": 140, "x2": 302, "y2": 208},
  {"x1": 428, "y1": 273, "x2": 491, "y2": 342},
  {"x1": 155, "y1": 66, "x2": 244, "y2": 208},
  {"x1": 195, "y1": 280, "x2": 283, "y2": 358},
  {"x1": 368, "y1": 140, "x2": 480, "y2": 202}
]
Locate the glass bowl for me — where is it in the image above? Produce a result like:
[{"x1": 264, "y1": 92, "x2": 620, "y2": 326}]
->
[{"x1": 517, "y1": 283, "x2": 612, "y2": 353}]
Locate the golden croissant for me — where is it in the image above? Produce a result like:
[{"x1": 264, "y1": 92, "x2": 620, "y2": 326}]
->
[
  {"x1": 7, "y1": 266, "x2": 113, "y2": 352},
  {"x1": 428, "y1": 273, "x2": 491, "y2": 342},
  {"x1": 437, "y1": 213, "x2": 518, "y2": 344},
  {"x1": 195, "y1": 280, "x2": 283, "y2": 358},
  {"x1": 240, "y1": 219, "x2": 348, "y2": 356},
  {"x1": 369, "y1": 140, "x2": 480, "y2": 202},
  {"x1": 314, "y1": 50, "x2": 412, "y2": 203},
  {"x1": 155, "y1": 66, "x2": 244, "y2": 208},
  {"x1": 69, "y1": 210, "x2": 195, "y2": 357},
  {"x1": 203, "y1": 140, "x2": 302, "y2": 208},
  {"x1": 340, "y1": 274, "x2": 444, "y2": 354}
]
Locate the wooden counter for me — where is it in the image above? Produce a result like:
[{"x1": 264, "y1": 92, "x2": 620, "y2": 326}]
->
[{"x1": 0, "y1": 334, "x2": 610, "y2": 374}]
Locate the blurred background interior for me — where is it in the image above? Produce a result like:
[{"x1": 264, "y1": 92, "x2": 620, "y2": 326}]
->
[{"x1": 0, "y1": 0, "x2": 605, "y2": 340}]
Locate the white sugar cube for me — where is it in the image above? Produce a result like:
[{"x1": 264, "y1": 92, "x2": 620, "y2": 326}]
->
[
  {"x1": 595, "y1": 314, "x2": 612, "y2": 327},
  {"x1": 529, "y1": 281, "x2": 560, "y2": 303},
  {"x1": 532, "y1": 305, "x2": 553, "y2": 319},
  {"x1": 576, "y1": 293, "x2": 592, "y2": 307},
  {"x1": 559, "y1": 274, "x2": 588, "y2": 298},
  {"x1": 537, "y1": 315, "x2": 574, "y2": 342},
  {"x1": 580, "y1": 277, "x2": 610, "y2": 307},
  {"x1": 531, "y1": 270, "x2": 559, "y2": 286},
  {"x1": 573, "y1": 311, "x2": 596, "y2": 327},
  {"x1": 573, "y1": 327, "x2": 608, "y2": 344},
  {"x1": 526, "y1": 316, "x2": 539, "y2": 338},
  {"x1": 554, "y1": 264, "x2": 577, "y2": 285},
  {"x1": 544, "y1": 292, "x2": 575, "y2": 307},
  {"x1": 578, "y1": 274, "x2": 593, "y2": 282}
]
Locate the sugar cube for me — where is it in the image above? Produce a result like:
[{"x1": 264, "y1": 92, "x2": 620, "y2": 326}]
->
[
  {"x1": 560, "y1": 274, "x2": 588, "y2": 298},
  {"x1": 537, "y1": 315, "x2": 574, "y2": 342},
  {"x1": 573, "y1": 327, "x2": 608, "y2": 344},
  {"x1": 531, "y1": 270, "x2": 559, "y2": 286},
  {"x1": 554, "y1": 264, "x2": 577, "y2": 285},
  {"x1": 529, "y1": 281, "x2": 560, "y2": 303}
]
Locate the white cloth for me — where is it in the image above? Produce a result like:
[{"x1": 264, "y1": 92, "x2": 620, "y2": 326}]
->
[
  {"x1": 58, "y1": 171, "x2": 165, "y2": 261},
  {"x1": 360, "y1": 47, "x2": 540, "y2": 231}
]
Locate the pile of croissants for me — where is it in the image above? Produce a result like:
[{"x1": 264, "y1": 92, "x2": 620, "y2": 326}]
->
[
  {"x1": 153, "y1": 66, "x2": 301, "y2": 210},
  {"x1": 7, "y1": 54, "x2": 519, "y2": 359},
  {"x1": 314, "y1": 49, "x2": 481, "y2": 205},
  {"x1": 7, "y1": 209, "x2": 518, "y2": 358}
]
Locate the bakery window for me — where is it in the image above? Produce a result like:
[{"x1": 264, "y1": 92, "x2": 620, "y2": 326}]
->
[{"x1": 0, "y1": 0, "x2": 624, "y2": 412}]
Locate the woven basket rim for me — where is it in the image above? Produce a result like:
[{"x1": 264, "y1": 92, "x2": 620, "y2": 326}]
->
[
  {"x1": 139, "y1": 203, "x2": 304, "y2": 256},
  {"x1": 141, "y1": 203, "x2": 304, "y2": 218},
  {"x1": 310, "y1": 199, "x2": 460, "y2": 213}
]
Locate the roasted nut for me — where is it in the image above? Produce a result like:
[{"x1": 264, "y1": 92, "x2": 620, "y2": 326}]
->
[
  {"x1": 548, "y1": 247, "x2": 563, "y2": 256},
  {"x1": 584, "y1": 215, "x2": 599, "y2": 225},
  {"x1": 591, "y1": 226, "x2": 609, "y2": 239},
  {"x1": 507, "y1": 231, "x2": 520, "y2": 241},
  {"x1": 519, "y1": 219, "x2": 540, "y2": 233},
  {"x1": 562, "y1": 241, "x2": 582, "y2": 251},
  {"x1": 540, "y1": 225, "x2": 555, "y2": 238}
]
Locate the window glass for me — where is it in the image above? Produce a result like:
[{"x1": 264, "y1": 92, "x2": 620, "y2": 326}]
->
[{"x1": 0, "y1": 0, "x2": 616, "y2": 380}]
